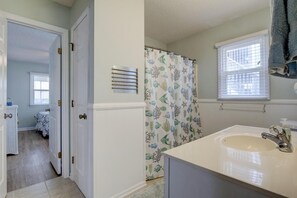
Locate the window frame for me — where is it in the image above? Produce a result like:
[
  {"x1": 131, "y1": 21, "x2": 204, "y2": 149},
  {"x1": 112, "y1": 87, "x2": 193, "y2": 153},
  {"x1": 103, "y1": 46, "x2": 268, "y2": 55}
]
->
[
  {"x1": 29, "y1": 72, "x2": 50, "y2": 106},
  {"x1": 216, "y1": 30, "x2": 270, "y2": 101}
]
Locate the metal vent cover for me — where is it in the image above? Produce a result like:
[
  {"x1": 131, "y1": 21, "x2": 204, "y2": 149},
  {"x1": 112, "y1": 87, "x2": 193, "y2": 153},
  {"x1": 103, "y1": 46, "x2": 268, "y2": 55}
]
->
[{"x1": 111, "y1": 66, "x2": 138, "y2": 94}]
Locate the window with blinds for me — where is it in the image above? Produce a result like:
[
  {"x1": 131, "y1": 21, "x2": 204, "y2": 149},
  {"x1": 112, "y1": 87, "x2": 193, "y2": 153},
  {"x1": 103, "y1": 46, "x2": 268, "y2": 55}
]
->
[
  {"x1": 30, "y1": 72, "x2": 50, "y2": 105},
  {"x1": 217, "y1": 31, "x2": 270, "y2": 100}
]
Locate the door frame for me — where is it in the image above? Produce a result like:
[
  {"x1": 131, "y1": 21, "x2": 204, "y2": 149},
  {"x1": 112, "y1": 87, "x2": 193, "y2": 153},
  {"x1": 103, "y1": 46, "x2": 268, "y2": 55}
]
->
[
  {"x1": 70, "y1": 7, "x2": 91, "y2": 197},
  {"x1": 0, "y1": 10, "x2": 70, "y2": 178}
]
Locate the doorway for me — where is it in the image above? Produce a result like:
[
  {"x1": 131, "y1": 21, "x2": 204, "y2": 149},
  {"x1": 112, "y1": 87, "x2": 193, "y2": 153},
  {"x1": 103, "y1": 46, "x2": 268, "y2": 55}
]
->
[
  {"x1": 0, "y1": 11, "x2": 70, "y2": 197},
  {"x1": 6, "y1": 22, "x2": 61, "y2": 192}
]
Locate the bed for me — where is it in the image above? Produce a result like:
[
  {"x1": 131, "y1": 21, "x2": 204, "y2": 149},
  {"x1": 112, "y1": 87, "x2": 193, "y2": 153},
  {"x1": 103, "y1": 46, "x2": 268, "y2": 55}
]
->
[{"x1": 35, "y1": 111, "x2": 49, "y2": 137}]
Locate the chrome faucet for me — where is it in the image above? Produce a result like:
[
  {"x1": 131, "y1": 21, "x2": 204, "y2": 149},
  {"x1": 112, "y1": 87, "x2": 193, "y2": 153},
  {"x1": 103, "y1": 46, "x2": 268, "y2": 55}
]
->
[{"x1": 261, "y1": 125, "x2": 293, "y2": 153}]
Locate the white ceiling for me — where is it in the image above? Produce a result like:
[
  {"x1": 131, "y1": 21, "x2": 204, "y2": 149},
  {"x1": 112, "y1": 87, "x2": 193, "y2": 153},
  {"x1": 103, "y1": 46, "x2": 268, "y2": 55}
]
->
[
  {"x1": 7, "y1": 1, "x2": 270, "y2": 63},
  {"x1": 145, "y1": 0, "x2": 270, "y2": 44},
  {"x1": 8, "y1": 23, "x2": 58, "y2": 65}
]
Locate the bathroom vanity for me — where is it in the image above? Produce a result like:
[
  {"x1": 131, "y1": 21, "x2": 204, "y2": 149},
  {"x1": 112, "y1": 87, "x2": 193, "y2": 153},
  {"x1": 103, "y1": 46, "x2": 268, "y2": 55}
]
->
[{"x1": 164, "y1": 125, "x2": 297, "y2": 198}]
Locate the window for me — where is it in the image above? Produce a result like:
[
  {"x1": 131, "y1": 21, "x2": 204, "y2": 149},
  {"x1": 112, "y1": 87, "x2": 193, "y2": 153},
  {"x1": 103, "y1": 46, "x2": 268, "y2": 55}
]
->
[
  {"x1": 30, "y1": 72, "x2": 50, "y2": 105},
  {"x1": 217, "y1": 31, "x2": 270, "y2": 100}
]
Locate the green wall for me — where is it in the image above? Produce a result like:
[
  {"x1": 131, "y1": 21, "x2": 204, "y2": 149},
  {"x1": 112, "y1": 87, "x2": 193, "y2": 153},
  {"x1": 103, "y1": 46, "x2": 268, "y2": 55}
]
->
[
  {"x1": 0, "y1": 0, "x2": 70, "y2": 29},
  {"x1": 168, "y1": 8, "x2": 297, "y2": 100},
  {"x1": 70, "y1": 0, "x2": 89, "y2": 27},
  {"x1": 0, "y1": 0, "x2": 89, "y2": 29},
  {"x1": 145, "y1": 36, "x2": 167, "y2": 50}
]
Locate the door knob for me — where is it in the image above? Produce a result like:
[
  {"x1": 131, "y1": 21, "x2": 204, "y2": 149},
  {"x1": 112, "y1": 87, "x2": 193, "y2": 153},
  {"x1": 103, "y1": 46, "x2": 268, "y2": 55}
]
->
[
  {"x1": 79, "y1": 113, "x2": 87, "y2": 120},
  {"x1": 4, "y1": 113, "x2": 13, "y2": 119}
]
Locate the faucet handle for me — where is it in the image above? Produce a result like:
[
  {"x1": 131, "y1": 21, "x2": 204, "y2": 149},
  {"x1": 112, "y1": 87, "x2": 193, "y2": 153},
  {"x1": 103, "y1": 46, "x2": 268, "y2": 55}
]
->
[
  {"x1": 282, "y1": 128, "x2": 291, "y2": 143},
  {"x1": 269, "y1": 125, "x2": 283, "y2": 135}
]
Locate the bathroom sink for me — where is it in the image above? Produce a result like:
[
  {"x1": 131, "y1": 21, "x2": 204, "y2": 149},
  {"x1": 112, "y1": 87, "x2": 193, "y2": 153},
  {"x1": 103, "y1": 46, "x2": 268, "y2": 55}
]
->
[{"x1": 222, "y1": 135, "x2": 277, "y2": 152}]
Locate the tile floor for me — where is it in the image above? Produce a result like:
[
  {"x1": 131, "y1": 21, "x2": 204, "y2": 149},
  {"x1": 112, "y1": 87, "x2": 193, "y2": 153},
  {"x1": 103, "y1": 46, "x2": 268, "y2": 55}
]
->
[
  {"x1": 6, "y1": 176, "x2": 163, "y2": 198},
  {"x1": 7, "y1": 177, "x2": 85, "y2": 198},
  {"x1": 125, "y1": 177, "x2": 164, "y2": 198}
]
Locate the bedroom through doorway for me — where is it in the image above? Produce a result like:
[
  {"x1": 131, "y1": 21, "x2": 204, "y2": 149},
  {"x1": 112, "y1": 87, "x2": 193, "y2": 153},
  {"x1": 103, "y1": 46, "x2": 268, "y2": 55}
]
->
[{"x1": 6, "y1": 22, "x2": 62, "y2": 192}]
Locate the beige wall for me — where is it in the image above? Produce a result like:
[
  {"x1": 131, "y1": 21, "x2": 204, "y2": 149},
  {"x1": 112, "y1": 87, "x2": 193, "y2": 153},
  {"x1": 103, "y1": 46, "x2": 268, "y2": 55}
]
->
[
  {"x1": 145, "y1": 36, "x2": 167, "y2": 50},
  {"x1": 0, "y1": 0, "x2": 70, "y2": 29},
  {"x1": 93, "y1": 0, "x2": 144, "y2": 103},
  {"x1": 91, "y1": 0, "x2": 145, "y2": 197},
  {"x1": 168, "y1": 8, "x2": 297, "y2": 100}
]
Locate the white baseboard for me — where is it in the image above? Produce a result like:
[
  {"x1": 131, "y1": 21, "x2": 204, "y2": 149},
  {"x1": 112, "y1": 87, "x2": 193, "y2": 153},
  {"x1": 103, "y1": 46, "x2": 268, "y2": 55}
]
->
[
  {"x1": 18, "y1": 127, "x2": 36, "y2": 132},
  {"x1": 111, "y1": 181, "x2": 146, "y2": 198}
]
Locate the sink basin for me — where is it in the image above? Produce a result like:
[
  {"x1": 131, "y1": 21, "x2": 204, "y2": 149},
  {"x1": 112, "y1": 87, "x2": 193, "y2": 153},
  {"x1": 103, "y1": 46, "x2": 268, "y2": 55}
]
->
[{"x1": 222, "y1": 135, "x2": 277, "y2": 152}]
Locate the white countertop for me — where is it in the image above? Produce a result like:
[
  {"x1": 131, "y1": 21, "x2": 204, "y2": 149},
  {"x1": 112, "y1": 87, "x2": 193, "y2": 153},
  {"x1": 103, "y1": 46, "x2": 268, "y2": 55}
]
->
[
  {"x1": 164, "y1": 125, "x2": 297, "y2": 198},
  {"x1": 6, "y1": 105, "x2": 18, "y2": 109}
]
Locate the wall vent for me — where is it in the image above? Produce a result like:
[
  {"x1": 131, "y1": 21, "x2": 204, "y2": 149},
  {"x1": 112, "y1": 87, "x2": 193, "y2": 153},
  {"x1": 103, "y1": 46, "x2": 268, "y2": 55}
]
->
[{"x1": 111, "y1": 66, "x2": 138, "y2": 94}]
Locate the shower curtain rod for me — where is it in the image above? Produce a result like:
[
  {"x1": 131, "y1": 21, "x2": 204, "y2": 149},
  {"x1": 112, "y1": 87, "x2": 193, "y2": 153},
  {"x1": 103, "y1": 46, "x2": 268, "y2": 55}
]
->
[{"x1": 145, "y1": 45, "x2": 197, "y2": 62}]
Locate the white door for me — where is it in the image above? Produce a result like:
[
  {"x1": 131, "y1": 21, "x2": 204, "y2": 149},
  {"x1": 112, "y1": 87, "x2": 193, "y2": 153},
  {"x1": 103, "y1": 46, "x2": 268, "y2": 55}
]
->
[
  {"x1": 49, "y1": 36, "x2": 62, "y2": 175},
  {"x1": 0, "y1": 17, "x2": 7, "y2": 198},
  {"x1": 71, "y1": 10, "x2": 89, "y2": 196}
]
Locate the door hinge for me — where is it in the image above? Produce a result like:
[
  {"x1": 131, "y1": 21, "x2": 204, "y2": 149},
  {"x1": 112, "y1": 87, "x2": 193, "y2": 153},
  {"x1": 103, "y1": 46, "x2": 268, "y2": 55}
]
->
[
  {"x1": 69, "y1": 42, "x2": 74, "y2": 51},
  {"x1": 72, "y1": 156, "x2": 75, "y2": 164},
  {"x1": 58, "y1": 48, "x2": 62, "y2": 55},
  {"x1": 71, "y1": 100, "x2": 74, "y2": 107},
  {"x1": 58, "y1": 152, "x2": 62, "y2": 159},
  {"x1": 58, "y1": 100, "x2": 62, "y2": 107}
]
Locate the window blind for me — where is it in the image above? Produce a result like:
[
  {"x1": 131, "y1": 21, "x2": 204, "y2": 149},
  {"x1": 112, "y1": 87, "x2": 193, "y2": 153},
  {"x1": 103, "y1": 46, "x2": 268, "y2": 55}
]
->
[
  {"x1": 217, "y1": 32, "x2": 270, "y2": 100},
  {"x1": 30, "y1": 72, "x2": 50, "y2": 105}
]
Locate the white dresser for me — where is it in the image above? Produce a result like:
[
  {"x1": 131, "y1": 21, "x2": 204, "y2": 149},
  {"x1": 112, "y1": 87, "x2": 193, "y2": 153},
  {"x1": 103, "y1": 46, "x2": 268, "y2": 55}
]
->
[{"x1": 6, "y1": 105, "x2": 18, "y2": 155}]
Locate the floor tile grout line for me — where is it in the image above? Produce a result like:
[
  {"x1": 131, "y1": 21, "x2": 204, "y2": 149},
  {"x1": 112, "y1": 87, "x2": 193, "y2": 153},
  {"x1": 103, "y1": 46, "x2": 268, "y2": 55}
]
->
[{"x1": 44, "y1": 181, "x2": 50, "y2": 197}]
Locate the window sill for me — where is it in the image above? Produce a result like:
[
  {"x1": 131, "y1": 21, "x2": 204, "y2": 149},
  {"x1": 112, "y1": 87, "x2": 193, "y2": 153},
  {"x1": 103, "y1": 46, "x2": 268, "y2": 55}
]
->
[
  {"x1": 217, "y1": 98, "x2": 271, "y2": 102},
  {"x1": 29, "y1": 104, "x2": 50, "y2": 107}
]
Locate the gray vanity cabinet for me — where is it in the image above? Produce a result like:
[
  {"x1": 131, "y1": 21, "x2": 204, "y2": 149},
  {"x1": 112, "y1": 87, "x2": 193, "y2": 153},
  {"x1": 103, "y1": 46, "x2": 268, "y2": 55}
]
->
[{"x1": 164, "y1": 156, "x2": 280, "y2": 198}]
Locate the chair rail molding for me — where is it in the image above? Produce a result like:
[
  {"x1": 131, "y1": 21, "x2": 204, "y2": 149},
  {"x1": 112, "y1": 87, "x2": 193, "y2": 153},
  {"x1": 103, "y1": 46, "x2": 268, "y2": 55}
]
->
[
  {"x1": 198, "y1": 99, "x2": 297, "y2": 105},
  {"x1": 88, "y1": 102, "x2": 146, "y2": 110}
]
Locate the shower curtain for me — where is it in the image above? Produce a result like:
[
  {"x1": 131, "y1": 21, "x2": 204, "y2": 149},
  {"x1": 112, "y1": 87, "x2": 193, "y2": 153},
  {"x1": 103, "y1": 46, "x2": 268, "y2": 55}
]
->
[{"x1": 145, "y1": 48, "x2": 202, "y2": 180}]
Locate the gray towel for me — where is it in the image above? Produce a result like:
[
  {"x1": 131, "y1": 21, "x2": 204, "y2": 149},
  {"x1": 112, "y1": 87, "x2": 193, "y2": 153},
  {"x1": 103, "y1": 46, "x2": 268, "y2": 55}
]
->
[
  {"x1": 269, "y1": 0, "x2": 288, "y2": 68},
  {"x1": 269, "y1": 0, "x2": 297, "y2": 78},
  {"x1": 288, "y1": 0, "x2": 297, "y2": 60}
]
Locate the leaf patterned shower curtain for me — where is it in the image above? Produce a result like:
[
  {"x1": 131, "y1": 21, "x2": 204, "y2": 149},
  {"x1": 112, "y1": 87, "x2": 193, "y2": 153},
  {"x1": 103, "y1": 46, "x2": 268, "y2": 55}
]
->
[{"x1": 145, "y1": 48, "x2": 202, "y2": 180}]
